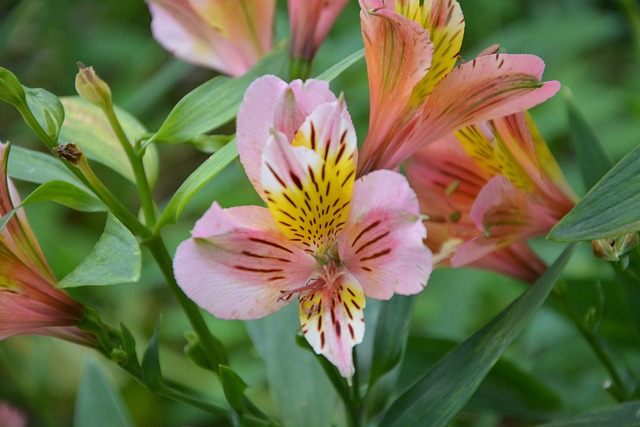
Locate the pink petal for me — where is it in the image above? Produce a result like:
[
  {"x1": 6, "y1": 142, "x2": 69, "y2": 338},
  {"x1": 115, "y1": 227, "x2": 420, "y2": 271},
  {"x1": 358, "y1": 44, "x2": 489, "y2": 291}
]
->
[
  {"x1": 338, "y1": 170, "x2": 432, "y2": 299},
  {"x1": 357, "y1": 0, "x2": 434, "y2": 176},
  {"x1": 470, "y1": 242, "x2": 547, "y2": 284},
  {"x1": 376, "y1": 54, "x2": 561, "y2": 171},
  {"x1": 237, "y1": 76, "x2": 337, "y2": 199},
  {"x1": 299, "y1": 272, "x2": 365, "y2": 380},
  {"x1": 288, "y1": 0, "x2": 349, "y2": 60},
  {"x1": 174, "y1": 203, "x2": 317, "y2": 319}
]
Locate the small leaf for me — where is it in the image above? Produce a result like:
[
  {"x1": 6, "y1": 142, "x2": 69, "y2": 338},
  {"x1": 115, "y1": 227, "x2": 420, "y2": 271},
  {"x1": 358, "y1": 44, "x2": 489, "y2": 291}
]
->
[
  {"x1": 59, "y1": 96, "x2": 159, "y2": 186},
  {"x1": 119, "y1": 323, "x2": 140, "y2": 370},
  {"x1": 73, "y1": 359, "x2": 134, "y2": 427},
  {"x1": 380, "y1": 244, "x2": 576, "y2": 427},
  {"x1": 150, "y1": 44, "x2": 287, "y2": 143},
  {"x1": 20, "y1": 180, "x2": 105, "y2": 212},
  {"x1": 538, "y1": 401, "x2": 640, "y2": 426},
  {"x1": 564, "y1": 88, "x2": 613, "y2": 191},
  {"x1": 183, "y1": 332, "x2": 214, "y2": 372},
  {"x1": 0, "y1": 66, "x2": 27, "y2": 107},
  {"x1": 219, "y1": 365, "x2": 248, "y2": 414},
  {"x1": 315, "y1": 49, "x2": 365, "y2": 82},
  {"x1": 368, "y1": 294, "x2": 415, "y2": 388},
  {"x1": 25, "y1": 87, "x2": 65, "y2": 140},
  {"x1": 549, "y1": 145, "x2": 640, "y2": 241},
  {"x1": 8, "y1": 145, "x2": 87, "y2": 188},
  {"x1": 57, "y1": 213, "x2": 141, "y2": 288},
  {"x1": 154, "y1": 139, "x2": 238, "y2": 231},
  {"x1": 142, "y1": 320, "x2": 163, "y2": 392}
]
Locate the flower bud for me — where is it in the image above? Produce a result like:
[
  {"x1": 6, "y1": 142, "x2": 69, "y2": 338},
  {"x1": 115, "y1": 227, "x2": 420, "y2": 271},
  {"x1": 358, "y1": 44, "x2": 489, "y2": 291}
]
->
[
  {"x1": 75, "y1": 63, "x2": 112, "y2": 109},
  {"x1": 592, "y1": 232, "x2": 639, "y2": 262}
]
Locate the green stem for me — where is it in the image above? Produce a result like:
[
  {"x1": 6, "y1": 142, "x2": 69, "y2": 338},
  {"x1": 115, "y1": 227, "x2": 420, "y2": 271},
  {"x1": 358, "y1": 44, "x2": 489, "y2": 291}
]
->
[
  {"x1": 146, "y1": 236, "x2": 228, "y2": 367},
  {"x1": 101, "y1": 104, "x2": 157, "y2": 228},
  {"x1": 552, "y1": 283, "x2": 631, "y2": 401},
  {"x1": 157, "y1": 385, "x2": 228, "y2": 417}
]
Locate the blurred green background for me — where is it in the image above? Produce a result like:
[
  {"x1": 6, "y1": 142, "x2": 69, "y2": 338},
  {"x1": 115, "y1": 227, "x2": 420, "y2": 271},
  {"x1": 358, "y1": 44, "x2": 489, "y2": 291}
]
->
[{"x1": 1, "y1": 0, "x2": 639, "y2": 426}]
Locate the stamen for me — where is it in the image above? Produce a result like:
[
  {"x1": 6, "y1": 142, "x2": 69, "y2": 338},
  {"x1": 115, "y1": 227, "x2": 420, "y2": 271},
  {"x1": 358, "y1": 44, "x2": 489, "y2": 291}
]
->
[{"x1": 278, "y1": 277, "x2": 325, "y2": 303}]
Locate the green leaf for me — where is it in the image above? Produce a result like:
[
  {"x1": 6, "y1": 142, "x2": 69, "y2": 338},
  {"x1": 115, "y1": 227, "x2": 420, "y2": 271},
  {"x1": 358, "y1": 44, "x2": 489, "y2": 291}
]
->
[
  {"x1": 380, "y1": 244, "x2": 576, "y2": 427},
  {"x1": 57, "y1": 213, "x2": 141, "y2": 288},
  {"x1": 154, "y1": 139, "x2": 238, "y2": 231},
  {"x1": 150, "y1": 44, "x2": 287, "y2": 144},
  {"x1": 537, "y1": 401, "x2": 640, "y2": 426},
  {"x1": 564, "y1": 88, "x2": 613, "y2": 191},
  {"x1": 142, "y1": 320, "x2": 163, "y2": 392},
  {"x1": 8, "y1": 145, "x2": 87, "y2": 188},
  {"x1": 0, "y1": 66, "x2": 26, "y2": 107},
  {"x1": 73, "y1": 359, "x2": 134, "y2": 427},
  {"x1": 25, "y1": 86, "x2": 65, "y2": 140},
  {"x1": 368, "y1": 294, "x2": 415, "y2": 388},
  {"x1": 119, "y1": 323, "x2": 140, "y2": 370},
  {"x1": 20, "y1": 180, "x2": 105, "y2": 212},
  {"x1": 549, "y1": 145, "x2": 640, "y2": 241},
  {"x1": 246, "y1": 305, "x2": 337, "y2": 427},
  {"x1": 219, "y1": 365, "x2": 248, "y2": 414},
  {"x1": 315, "y1": 49, "x2": 365, "y2": 82},
  {"x1": 59, "y1": 96, "x2": 159, "y2": 187}
]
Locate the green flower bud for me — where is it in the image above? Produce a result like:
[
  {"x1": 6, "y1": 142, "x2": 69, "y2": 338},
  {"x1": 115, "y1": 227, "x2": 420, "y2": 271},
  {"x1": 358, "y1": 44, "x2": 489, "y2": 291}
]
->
[{"x1": 75, "y1": 63, "x2": 112, "y2": 109}]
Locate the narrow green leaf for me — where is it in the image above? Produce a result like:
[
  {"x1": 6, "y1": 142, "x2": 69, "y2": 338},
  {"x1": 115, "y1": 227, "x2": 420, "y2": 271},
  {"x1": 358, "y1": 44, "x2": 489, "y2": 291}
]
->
[
  {"x1": 564, "y1": 88, "x2": 613, "y2": 191},
  {"x1": 246, "y1": 305, "x2": 337, "y2": 427},
  {"x1": 381, "y1": 245, "x2": 576, "y2": 427},
  {"x1": 142, "y1": 321, "x2": 163, "y2": 392},
  {"x1": 219, "y1": 365, "x2": 248, "y2": 414},
  {"x1": 73, "y1": 359, "x2": 134, "y2": 427},
  {"x1": 538, "y1": 401, "x2": 640, "y2": 426},
  {"x1": 154, "y1": 139, "x2": 238, "y2": 231},
  {"x1": 549, "y1": 145, "x2": 640, "y2": 241},
  {"x1": 8, "y1": 145, "x2": 87, "y2": 188},
  {"x1": 150, "y1": 44, "x2": 287, "y2": 143},
  {"x1": 368, "y1": 294, "x2": 415, "y2": 388},
  {"x1": 0, "y1": 66, "x2": 27, "y2": 106},
  {"x1": 57, "y1": 213, "x2": 141, "y2": 288},
  {"x1": 315, "y1": 49, "x2": 365, "y2": 82},
  {"x1": 119, "y1": 323, "x2": 140, "y2": 370},
  {"x1": 59, "y1": 96, "x2": 159, "y2": 187},
  {"x1": 20, "y1": 180, "x2": 105, "y2": 212},
  {"x1": 184, "y1": 332, "x2": 215, "y2": 372},
  {"x1": 25, "y1": 87, "x2": 65, "y2": 140}
]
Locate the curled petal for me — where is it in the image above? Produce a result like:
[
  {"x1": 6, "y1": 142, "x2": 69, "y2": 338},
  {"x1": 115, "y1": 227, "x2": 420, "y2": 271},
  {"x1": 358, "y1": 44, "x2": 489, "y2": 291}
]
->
[
  {"x1": 237, "y1": 76, "x2": 337, "y2": 198},
  {"x1": 339, "y1": 170, "x2": 432, "y2": 299},
  {"x1": 262, "y1": 101, "x2": 357, "y2": 254},
  {"x1": 174, "y1": 203, "x2": 317, "y2": 319},
  {"x1": 300, "y1": 273, "x2": 365, "y2": 380},
  {"x1": 289, "y1": 0, "x2": 349, "y2": 61},
  {"x1": 470, "y1": 242, "x2": 547, "y2": 284}
]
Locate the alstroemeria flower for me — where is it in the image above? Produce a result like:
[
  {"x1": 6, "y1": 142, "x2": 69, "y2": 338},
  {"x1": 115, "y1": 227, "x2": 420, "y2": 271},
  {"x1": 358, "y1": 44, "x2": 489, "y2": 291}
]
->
[
  {"x1": 357, "y1": 0, "x2": 561, "y2": 175},
  {"x1": 146, "y1": 0, "x2": 275, "y2": 76},
  {"x1": 0, "y1": 144, "x2": 94, "y2": 345},
  {"x1": 174, "y1": 76, "x2": 432, "y2": 379},
  {"x1": 405, "y1": 112, "x2": 577, "y2": 283},
  {"x1": 288, "y1": 0, "x2": 349, "y2": 62}
]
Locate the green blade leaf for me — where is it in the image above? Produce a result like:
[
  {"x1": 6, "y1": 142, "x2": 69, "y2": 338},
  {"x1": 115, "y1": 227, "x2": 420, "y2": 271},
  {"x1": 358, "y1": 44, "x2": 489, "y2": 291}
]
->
[
  {"x1": 0, "y1": 66, "x2": 26, "y2": 107},
  {"x1": 219, "y1": 365, "x2": 248, "y2": 414},
  {"x1": 8, "y1": 145, "x2": 87, "y2": 188},
  {"x1": 564, "y1": 88, "x2": 613, "y2": 191},
  {"x1": 150, "y1": 44, "x2": 287, "y2": 144},
  {"x1": 380, "y1": 244, "x2": 576, "y2": 427},
  {"x1": 59, "y1": 96, "x2": 159, "y2": 187},
  {"x1": 315, "y1": 49, "x2": 365, "y2": 82},
  {"x1": 538, "y1": 401, "x2": 640, "y2": 426},
  {"x1": 20, "y1": 180, "x2": 105, "y2": 212},
  {"x1": 549, "y1": 145, "x2": 640, "y2": 241},
  {"x1": 154, "y1": 139, "x2": 238, "y2": 231},
  {"x1": 25, "y1": 86, "x2": 65, "y2": 141},
  {"x1": 246, "y1": 305, "x2": 337, "y2": 427},
  {"x1": 142, "y1": 320, "x2": 163, "y2": 392},
  {"x1": 57, "y1": 213, "x2": 141, "y2": 288},
  {"x1": 368, "y1": 294, "x2": 415, "y2": 388},
  {"x1": 73, "y1": 359, "x2": 134, "y2": 427}
]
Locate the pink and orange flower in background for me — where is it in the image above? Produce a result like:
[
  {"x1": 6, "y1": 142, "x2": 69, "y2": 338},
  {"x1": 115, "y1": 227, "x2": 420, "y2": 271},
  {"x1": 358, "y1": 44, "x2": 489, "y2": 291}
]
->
[
  {"x1": 174, "y1": 75, "x2": 432, "y2": 379},
  {"x1": 357, "y1": 0, "x2": 561, "y2": 175},
  {"x1": 0, "y1": 144, "x2": 94, "y2": 346},
  {"x1": 405, "y1": 112, "x2": 577, "y2": 283},
  {"x1": 146, "y1": 0, "x2": 275, "y2": 76}
]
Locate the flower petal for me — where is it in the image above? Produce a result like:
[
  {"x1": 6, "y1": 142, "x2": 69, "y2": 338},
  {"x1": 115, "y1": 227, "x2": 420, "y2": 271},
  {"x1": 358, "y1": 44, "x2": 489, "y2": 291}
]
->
[
  {"x1": 299, "y1": 273, "x2": 365, "y2": 380},
  {"x1": 338, "y1": 170, "x2": 432, "y2": 299},
  {"x1": 289, "y1": 0, "x2": 349, "y2": 60},
  {"x1": 237, "y1": 76, "x2": 337, "y2": 198},
  {"x1": 262, "y1": 101, "x2": 357, "y2": 254},
  {"x1": 470, "y1": 241, "x2": 547, "y2": 284},
  {"x1": 358, "y1": 0, "x2": 433, "y2": 175},
  {"x1": 174, "y1": 203, "x2": 317, "y2": 319}
]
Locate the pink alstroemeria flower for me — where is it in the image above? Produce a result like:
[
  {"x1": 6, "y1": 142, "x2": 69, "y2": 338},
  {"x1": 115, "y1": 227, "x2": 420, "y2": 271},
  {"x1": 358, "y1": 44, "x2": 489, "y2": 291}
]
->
[
  {"x1": 146, "y1": 0, "x2": 275, "y2": 76},
  {"x1": 357, "y1": 0, "x2": 561, "y2": 175},
  {"x1": 174, "y1": 75, "x2": 432, "y2": 379},
  {"x1": 0, "y1": 144, "x2": 94, "y2": 345},
  {"x1": 288, "y1": 0, "x2": 349, "y2": 62},
  {"x1": 405, "y1": 112, "x2": 577, "y2": 283},
  {"x1": 0, "y1": 401, "x2": 27, "y2": 427}
]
